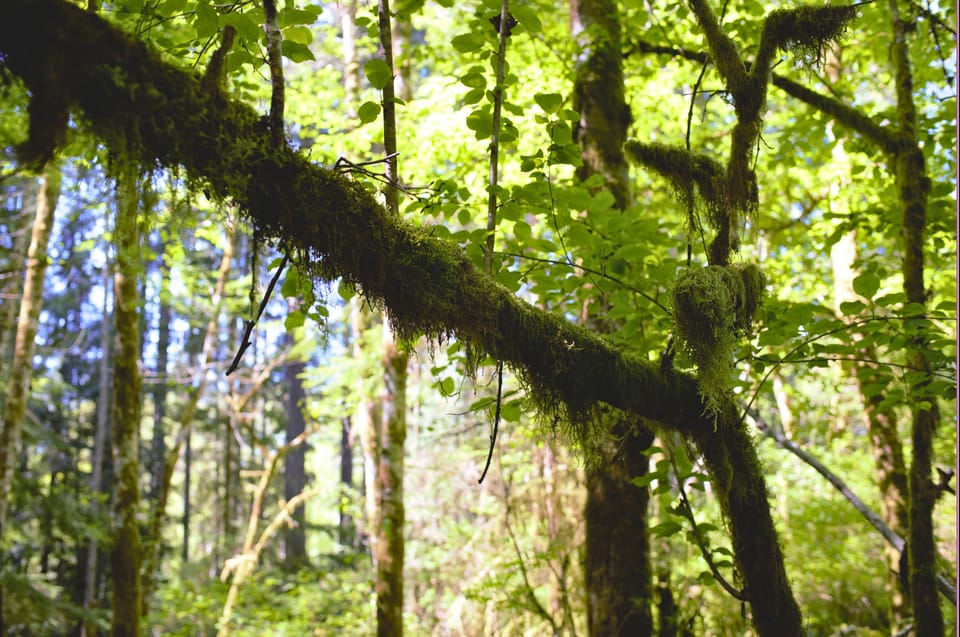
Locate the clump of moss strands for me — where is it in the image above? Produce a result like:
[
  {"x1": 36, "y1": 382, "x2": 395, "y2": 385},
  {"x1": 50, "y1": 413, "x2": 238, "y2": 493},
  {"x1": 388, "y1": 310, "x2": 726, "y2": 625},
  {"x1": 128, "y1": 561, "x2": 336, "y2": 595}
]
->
[{"x1": 672, "y1": 263, "x2": 765, "y2": 418}]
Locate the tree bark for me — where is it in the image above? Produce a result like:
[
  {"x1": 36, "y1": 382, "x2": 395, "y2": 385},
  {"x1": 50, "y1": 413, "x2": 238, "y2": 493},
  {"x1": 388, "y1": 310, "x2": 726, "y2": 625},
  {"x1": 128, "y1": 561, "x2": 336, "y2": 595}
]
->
[
  {"x1": 888, "y1": 1, "x2": 944, "y2": 633},
  {"x1": 338, "y1": 414, "x2": 356, "y2": 548},
  {"x1": 0, "y1": 162, "x2": 61, "y2": 631},
  {"x1": 110, "y1": 159, "x2": 143, "y2": 637},
  {"x1": 585, "y1": 422, "x2": 655, "y2": 636},
  {"x1": 571, "y1": 1, "x2": 653, "y2": 634},
  {"x1": 283, "y1": 298, "x2": 308, "y2": 569},
  {"x1": 149, "y1": 240, "x2": 171, "y2": 500}
]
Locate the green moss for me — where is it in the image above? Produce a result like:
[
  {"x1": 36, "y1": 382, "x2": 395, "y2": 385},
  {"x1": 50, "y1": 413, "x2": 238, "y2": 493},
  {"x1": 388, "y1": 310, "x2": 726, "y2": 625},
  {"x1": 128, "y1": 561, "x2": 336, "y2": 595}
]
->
[
  {"x1": 761, "y1": 4, "x2": 859, "y2": 70},
  {"x1": 624, "y1": 140, "x2": 727, "y2": 233},
  {"x1": 672, "y1": 263, "x2": 764, "y2": 417}
]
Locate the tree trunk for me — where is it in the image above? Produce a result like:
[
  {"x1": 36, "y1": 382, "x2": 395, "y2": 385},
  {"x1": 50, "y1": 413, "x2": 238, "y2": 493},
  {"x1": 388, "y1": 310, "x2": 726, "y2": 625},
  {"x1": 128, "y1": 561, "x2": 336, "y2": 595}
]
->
[
  {"x1": 0, "y1": 177, "x2": 39, "y2": 378},
  {"x1": 150, "y1": 241, "x2": 171, "y2": 500},
  {"x1": 888, "y1": 0, "x2": 944, "y2": 632},
  {"x1": 376, "y1": 327, "x2": 407, "y2": 637},
  {"x1": 0, "y1": 163, "x2": 61, "y2": 631},
  {"x1": 109, "y1": 159, "x2": 143, "y2": 637},
  {"x1": 585, "y1": 421, "x2": 655, "y2": 636},
  {"x1": 571, "y1": 1, "x2": 653, "y2": 634},
  {"x1": 283, "y1": 298, "x2": 308, "y2": 569},
  {"x1": 339, "y1": 415, "x2": 356, "y2": 548},
  {"x1": 831, "y1": 229, "x2": 910, "y2": 625},
  {"x1": 83, "y1": 259, "x2": 113, "y2": 637}
]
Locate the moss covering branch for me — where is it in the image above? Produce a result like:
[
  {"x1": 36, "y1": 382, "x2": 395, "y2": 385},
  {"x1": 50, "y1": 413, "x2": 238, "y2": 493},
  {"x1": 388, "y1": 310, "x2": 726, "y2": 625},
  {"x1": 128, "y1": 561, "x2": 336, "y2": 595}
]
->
[
  {"x1": 754, "y1": 4, "x2": 860, "y2": 80},
  {"x1": 629, "y1": 38, "x2": 900, "y2": 154}
]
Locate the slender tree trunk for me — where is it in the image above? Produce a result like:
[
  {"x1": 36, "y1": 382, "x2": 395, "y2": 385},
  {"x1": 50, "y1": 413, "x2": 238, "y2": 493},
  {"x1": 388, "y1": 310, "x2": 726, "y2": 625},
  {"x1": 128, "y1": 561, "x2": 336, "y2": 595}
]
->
[
  {"x1": 182, "y1": 423, "x2": 191, "y2": 563},
  {"x1": 83, "y1": 260, "x2": 113, "y2": 637},
  {"x1": 376, "y1": 326, "x2": 407, "y2": 637},
  {"x1": 283, "y1": 298, "x2": 308, "y2": 569},
  {"x1": 150, "y1": 241, "x2": 171, "y2": 500},
  {"x1": 0, "y1": 163, "x2": 61, "y2": 631},
  {"x1": 831, "y1": 229, "x2": 910, "y2": 625},
  {"x1": 0, "y1": 177, "x2": 39, "y2": 378},
  {"x1": 109, "y1": 160, "x2": 143, "y2": 637},
  {"x1": 360, "y1": 2, "x2": 410, "y2": 634},
  {"x1": 338, "y1": 414, "x2": 355, "y2": 548},
  {"x1": 888, "y1": 1, "x2": 943, "y2": 633},
  {"x1": 571, "y1": 1, "x2": 653, "y2": 634}
]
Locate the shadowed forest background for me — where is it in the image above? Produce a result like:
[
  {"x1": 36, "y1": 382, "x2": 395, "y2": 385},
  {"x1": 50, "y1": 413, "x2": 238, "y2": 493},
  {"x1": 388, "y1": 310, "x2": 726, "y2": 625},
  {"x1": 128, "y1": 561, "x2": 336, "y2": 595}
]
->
[{"x1": 0, "y1": 0, "x2": 956, "y2": 635}]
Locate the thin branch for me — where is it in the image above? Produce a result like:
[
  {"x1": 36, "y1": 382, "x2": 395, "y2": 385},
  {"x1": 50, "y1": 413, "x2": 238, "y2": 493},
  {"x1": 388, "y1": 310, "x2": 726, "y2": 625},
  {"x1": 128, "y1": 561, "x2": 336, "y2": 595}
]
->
[
  {"x1": 226, "y1": 253, "x2": 288, "y2": 375},
  {"x1": 263, "y1": 0, "x2": 285, "y2": 149},
  {"x1": 478, "y1": 361, "x2": 503, "y2": 484},
  {"x1": 746, "y1": 407, "x2": 957, "y2": 605},
  {"x1": 668, "y1": 445, "x2": 748, "y2": 601}
]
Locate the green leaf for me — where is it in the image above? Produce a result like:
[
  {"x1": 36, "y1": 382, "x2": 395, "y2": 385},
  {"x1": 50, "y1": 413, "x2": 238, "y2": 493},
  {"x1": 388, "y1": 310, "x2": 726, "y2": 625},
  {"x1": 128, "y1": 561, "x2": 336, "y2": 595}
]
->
[
  {"x1": 463, "y1": 87, "x2": 485, "y2": 105},
  {"x1": 194, "y1": 2, "x2": 219, "y2": 38},
  {"x1": 284, "y1": 310, "x2": 305, "y2": 329},
  {"x1": 357, "y1": 101, "x2": 381, "y2": 124},
  {"x1": 282, "y1": 25, "x2": 313, "y2": 45},
  {"x1": 363, "y1": 58, "x2": 393, "y2": 90},
  {"x1": 158, "y1": 0, "x2": 187, "y2": 17},
  {"x1": 459, "y1": 71, "x2": 486, "y2": 88},
  {"x1": 466, "y1": 108, "x2": 492, "y2": 139},
  {"x1": 451, "y1": 32, "x2": 484, "y2": 53},
  {"x1": 852, "y1": 271, "x2": 881, "y2": 299},
  {"x1": 511, "y1": 4, "x2": 542, "y2": 33},
  {"x1": 839, "y1": 300, "x2": 865, "y2": 315},
  {"x1": 279, "y1": 8, "x2": 318, "y2": 27},
  {"x1": 281, "y1": 268, "x2": 299, "y2": 298},
  {"x1": 438, "y1": 377, "x2": 456, "y2": 396},
  {"x1": 281, "y1": 40, "x2": 315, "y2": 62},
  {"x1": 513, "y1": 220, "x2": 531, "y2": 241},
  {"x1": 221, "y1": 12, "x2": 261, "y2": 43},
  {"x1": 651, "y1": 522, "x2": 683, "y2": 537},
  {"x1": 630, "y1": 474, "x2": 657, "y2": 488},
  {"x1": 338, "y1": 280, "x2": 356, "y2": 302},
  {"x1": 500, "y1": 400, "x2": 523, "y2": 422},
  {"x1": 534, "y1": 92, "x2": 563, "y2": 114}
]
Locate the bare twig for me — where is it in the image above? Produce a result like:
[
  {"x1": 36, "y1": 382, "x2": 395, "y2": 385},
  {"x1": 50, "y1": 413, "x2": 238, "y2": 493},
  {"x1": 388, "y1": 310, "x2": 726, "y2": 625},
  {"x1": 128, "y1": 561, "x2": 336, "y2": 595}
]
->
[{"x1": 225, "y1": 253, "x2": 288, "y2": 375}]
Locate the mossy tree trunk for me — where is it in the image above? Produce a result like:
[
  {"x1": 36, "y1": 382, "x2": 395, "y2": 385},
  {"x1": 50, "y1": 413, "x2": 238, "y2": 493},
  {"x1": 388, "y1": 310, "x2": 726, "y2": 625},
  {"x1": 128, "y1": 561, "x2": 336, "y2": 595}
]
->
[
  {"x1": 888, "y1": 0, "x2": 944, "y2": 633},
  {"x1": 0, "y1": 163, "x2": 60, "y2": 632},
  {"x1": 371, "y1": 0, "x2": 408, "y2": 633},
  {"x1": 283, "y1": 298, "x2": 308, "y2": 569},
  {"x1": 110, "y1": 159, "x2": 143, "y2": 637},
  {"x1": 571, "y1": 0, "x2": 653, "y2": 633}
]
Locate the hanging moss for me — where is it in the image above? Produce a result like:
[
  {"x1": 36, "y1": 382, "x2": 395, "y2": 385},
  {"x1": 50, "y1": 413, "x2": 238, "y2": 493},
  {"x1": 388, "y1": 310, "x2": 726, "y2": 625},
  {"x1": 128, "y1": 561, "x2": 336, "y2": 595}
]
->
[
  {"x1": 624, "y1": 140, "x2": 728, "y2": 235},
  {"x1": 672, "y1": 263, "x2": 764, "y2": 417},
  {"x1": 761, "y1": 4, "x2": 859, "y2": 69}
]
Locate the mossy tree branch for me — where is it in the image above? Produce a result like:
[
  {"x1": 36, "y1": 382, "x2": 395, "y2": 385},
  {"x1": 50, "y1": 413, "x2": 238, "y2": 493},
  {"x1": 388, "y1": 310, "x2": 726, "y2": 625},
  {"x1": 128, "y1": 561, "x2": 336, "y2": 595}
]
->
[
  {"x1": 686, "y1": 0, "x2": 748, "y2": 93},
  {"x1": 629, "y1": 37, "x2": 900, "y2": 154},
  {"x1": 0, "y1": 3, "x2": 804, "y2": 634}
]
